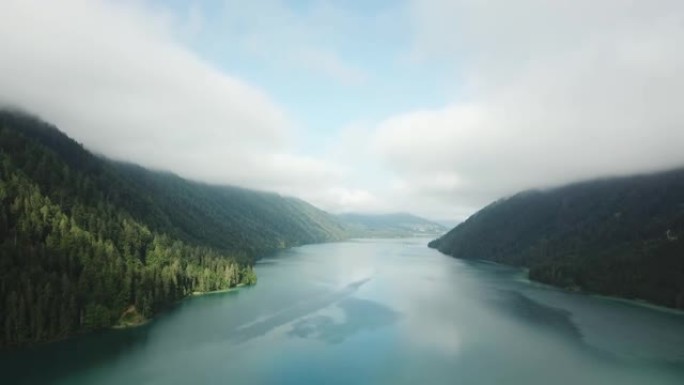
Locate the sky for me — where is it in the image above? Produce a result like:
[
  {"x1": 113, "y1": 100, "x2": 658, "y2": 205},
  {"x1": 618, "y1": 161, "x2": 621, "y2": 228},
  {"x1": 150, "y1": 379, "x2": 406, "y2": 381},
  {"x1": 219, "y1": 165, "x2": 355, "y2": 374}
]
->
[{"x1": 1, "y1": 0, "x2": 684, "y2": 222}]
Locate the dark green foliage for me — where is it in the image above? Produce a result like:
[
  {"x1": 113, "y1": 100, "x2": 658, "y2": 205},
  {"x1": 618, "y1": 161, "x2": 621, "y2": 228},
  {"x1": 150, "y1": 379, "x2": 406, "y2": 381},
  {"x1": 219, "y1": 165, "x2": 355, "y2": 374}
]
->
[
  {"x1": 0, "y1": 110, "x2": 347, "y2": 347},
  {"x1": 111, "y1": 162, "x2": 348, "y2": 255},
  {"x1": 429, "y1": 171, "x2": 684, "y2": 309},
  {"x1": 0, "y1": 111, "x2": 347, "y2": 256},
  {"x1": 240, "y1": 266, "x2": 258, "y2": 286}
]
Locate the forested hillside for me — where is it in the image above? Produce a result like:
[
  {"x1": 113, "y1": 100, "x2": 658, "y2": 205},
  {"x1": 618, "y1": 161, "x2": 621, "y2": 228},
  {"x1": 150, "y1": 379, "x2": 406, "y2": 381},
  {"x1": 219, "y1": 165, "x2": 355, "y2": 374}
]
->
[
  {"x1": 109, "y1": 162, "x2": 348, "y2": 255},
  {"x1": 0, "y1": 110, "x2": 347, "y2": 347},
  {"x1": 339, "y1": 212, "x2": 447, "y2": 237},
  {"x1": 429, "y1": 170, "x2": 684, "y2": 310}
]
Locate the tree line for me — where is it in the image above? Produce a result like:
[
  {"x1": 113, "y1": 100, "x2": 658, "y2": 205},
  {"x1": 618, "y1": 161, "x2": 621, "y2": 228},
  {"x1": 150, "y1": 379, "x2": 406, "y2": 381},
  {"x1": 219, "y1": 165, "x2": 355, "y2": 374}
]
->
[
  {"x1": 0, "y1": 110, "x2": 343, "y2": 347},
  {"x1": 429, "y1": 169, "x2": 684, "y2": 309}
]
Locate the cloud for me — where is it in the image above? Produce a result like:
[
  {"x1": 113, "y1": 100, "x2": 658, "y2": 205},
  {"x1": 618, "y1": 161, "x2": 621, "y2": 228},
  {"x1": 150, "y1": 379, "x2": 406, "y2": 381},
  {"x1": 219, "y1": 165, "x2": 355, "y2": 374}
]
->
[
  {"x1": 4, "y1": 0, "x2": 681, "y2": 222},
  {"x1": 372, "y1": 0, "x2": 684, "y2": 220},
  {"x1": 0, "y1": 0, "x2": 349, "y2": 202}
]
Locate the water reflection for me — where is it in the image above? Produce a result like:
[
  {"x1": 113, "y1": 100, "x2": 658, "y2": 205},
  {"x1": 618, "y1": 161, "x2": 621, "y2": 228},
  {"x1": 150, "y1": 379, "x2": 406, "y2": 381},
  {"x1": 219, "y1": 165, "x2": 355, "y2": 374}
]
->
[
  {"x1": 230, "y1": 278, "x2": 373, "y2": 344},
  {"x1": 288, "y1": 298, "x2": 400, "y2": 344},
  {"x1": 0, "y1": 326, "x2": 153, "y2": 385},
  {"x1": 2, "y1": 238, "x2": 684, "y2": 385}
]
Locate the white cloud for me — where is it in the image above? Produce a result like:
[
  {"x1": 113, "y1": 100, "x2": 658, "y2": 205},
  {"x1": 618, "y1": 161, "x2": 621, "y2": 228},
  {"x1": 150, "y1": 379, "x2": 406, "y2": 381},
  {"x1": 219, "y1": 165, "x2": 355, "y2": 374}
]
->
[
  {"x1": 0, "y1": 0, "x2": 350, "y2": 206},
  {"x1": 372, "y1": 0, "x2": 684, "y2": 220},
  {"x1": 315, "y1": 187, "x2": 385, "y2": 214},
  {"x1": 5, "y1": 0, "x2": 681, "y2": 223}
]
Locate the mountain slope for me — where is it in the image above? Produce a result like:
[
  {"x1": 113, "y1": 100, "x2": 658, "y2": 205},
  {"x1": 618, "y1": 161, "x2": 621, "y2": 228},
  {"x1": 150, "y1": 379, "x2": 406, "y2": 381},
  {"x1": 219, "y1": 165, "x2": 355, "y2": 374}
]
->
[
  {"x1": 429, "y1": 170, "x2": 684, "y2": 309},
  {"x1": 109, "y1": 162, "x2": 348, "y2": 255},
  {"x1": 0, "y1": 110, "x2": 347, "y2": 347},
  {"x1": 339, "y1": 212, "x2": 447, "y2": 237}
]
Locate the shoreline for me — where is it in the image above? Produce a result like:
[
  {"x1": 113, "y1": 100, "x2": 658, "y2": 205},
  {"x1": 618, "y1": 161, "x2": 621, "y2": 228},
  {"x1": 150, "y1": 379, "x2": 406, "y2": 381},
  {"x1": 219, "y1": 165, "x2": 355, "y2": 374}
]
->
[
  {"x1": 436, "y1": 251, "x2": 684, "y2": 315},
  {"x1": 519, "y1": 273, "x2": 684, "y2": 315},
  {"x1": 191, "y1": 283, "x2": 246, "y2": 296},
  {"x1": 113, "y1": 284, "x2": 250, "y2": 330},
  {"x1": 111, "y1": 319, "x2": 150, "y2": 330}
]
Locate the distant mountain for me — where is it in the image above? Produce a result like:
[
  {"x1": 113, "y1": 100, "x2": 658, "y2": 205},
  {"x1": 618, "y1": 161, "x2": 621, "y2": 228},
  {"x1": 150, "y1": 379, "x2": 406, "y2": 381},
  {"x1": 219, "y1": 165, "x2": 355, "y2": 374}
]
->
[
  {"x1": 0, "y1": 110, "x2": 348, "y2": 347},
  {"x1": 338, "y1": 212, "x2": 447, "y2": 237},
  {"x1": 429, "y1": 169, "x2": 684, "y2": 310}
]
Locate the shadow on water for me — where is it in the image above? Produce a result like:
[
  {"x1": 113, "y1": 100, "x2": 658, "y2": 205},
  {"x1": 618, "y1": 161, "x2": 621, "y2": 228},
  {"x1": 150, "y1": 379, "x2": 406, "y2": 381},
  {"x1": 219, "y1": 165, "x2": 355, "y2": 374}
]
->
[
  {"x1": 489, "y1": 289, "x2": 583, "y2": 340},
  {"x1": 487, "y1": 288, "x2": 684, "y2": 377},
  {"x1": 287, "y1": 297, "x2": 401, "y2": 344},
  {"x1": 0, "y1": 289, "x2": 246, "y2": 384},
  {"x1": 0, "y1": 326, "x2": 153, "y2": 385}
]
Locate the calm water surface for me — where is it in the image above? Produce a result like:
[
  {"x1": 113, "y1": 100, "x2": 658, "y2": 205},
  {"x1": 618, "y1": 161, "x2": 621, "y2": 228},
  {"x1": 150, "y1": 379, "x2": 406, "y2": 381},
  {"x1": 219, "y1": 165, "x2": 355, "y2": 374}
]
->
[{"x1": 3, "y1": 238, "x2": 684, "y2": 384}]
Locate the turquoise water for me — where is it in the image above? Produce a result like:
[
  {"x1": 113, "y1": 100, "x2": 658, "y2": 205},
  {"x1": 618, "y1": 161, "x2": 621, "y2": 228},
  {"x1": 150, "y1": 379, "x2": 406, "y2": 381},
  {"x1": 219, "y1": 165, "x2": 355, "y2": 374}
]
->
[{"x1": 3, "y1": 238, "x2": 684, "y2": 384}]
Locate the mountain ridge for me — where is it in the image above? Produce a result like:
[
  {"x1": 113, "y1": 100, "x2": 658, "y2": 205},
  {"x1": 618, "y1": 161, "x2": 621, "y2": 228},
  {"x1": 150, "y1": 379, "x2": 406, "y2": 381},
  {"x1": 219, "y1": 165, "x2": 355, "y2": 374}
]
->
[{"x1": 429, "y1": 168, "x2": 684, "y2": 309}]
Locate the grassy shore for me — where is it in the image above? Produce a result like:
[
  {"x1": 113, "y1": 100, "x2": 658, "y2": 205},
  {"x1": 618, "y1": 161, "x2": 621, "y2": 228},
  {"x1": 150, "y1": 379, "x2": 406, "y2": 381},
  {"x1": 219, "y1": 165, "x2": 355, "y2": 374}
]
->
[{"x1": 192, "y1": 283, "x2": 246, "y2": 296}]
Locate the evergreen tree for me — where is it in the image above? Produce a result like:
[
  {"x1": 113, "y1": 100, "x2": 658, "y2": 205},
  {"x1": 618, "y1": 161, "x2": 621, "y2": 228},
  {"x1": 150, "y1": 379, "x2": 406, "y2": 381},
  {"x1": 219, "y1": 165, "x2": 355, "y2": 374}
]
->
[{"x1": 0, "y1": 110, "x2": 348, "y2": 347}]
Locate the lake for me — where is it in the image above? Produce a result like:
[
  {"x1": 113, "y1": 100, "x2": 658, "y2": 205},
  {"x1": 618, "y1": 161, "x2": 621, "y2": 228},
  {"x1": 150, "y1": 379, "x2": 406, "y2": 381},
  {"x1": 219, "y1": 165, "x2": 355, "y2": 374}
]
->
[{"x1": 2, "y1": 238, "x2": 684, "y2": 384}]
